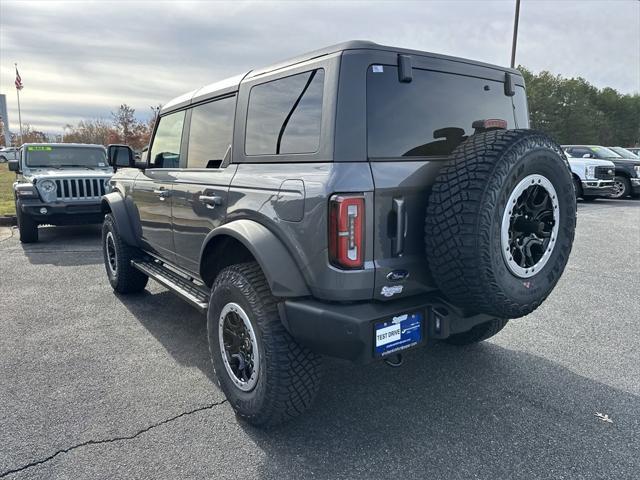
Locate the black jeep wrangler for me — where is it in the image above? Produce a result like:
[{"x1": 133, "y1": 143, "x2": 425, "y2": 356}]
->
[{"x1": 102, "y1": 41, "x2": 576, "y2": 426}]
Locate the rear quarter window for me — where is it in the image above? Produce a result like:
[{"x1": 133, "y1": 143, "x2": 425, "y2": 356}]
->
[
  {"x1": 367, "y1": 66, "x2": 518, "y2": 158},
  {"x1": 245, "y1": 69, "x2": 324, "y2": 156}
]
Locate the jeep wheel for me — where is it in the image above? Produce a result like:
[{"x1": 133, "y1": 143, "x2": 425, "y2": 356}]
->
[
  {"x1": 102, "y1": 213, "x2": 148, "y2": 293},
  {"x1": 444, "y1": 319, "x2": 508, "y2": 346},
  {"x1": 425, "y1": 130, "x2": 576, "y2": 319},
  {"x1": 208, "y1": 262, "x2": 322, "y2": 427},
  {"x1": 16, "y1": 202, "x2": 38, "y2": 243},
  {"x1": 610, "y1": 176, "x2": 630, "y2": 199}
]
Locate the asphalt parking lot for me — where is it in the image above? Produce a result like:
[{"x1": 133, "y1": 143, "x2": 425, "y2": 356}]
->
[{"x1": 1, "y1": 199, "x2": 639, "y2": 479}]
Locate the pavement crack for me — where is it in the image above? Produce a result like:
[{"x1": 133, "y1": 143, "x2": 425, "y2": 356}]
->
[{"x1": 0, "y1": 399, "x2": 227, "y2": 478}]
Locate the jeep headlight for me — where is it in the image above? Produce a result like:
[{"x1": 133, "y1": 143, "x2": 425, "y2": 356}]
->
[
  {"x1": 104, "y1": 180, "x2": 112, "y2": 194},
  {"x1": 634, "y1": 165, "x2": 640, "y2": 177},
  {"x1": 38, "y1": 179, "x2": 57, "y2": 202},
  {"x1": 585, "y1": 166, "x2": 596, "y2": 179}
]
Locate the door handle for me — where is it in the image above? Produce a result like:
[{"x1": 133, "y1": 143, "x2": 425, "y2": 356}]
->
[
  {"x1": 153, "y1": 189, "x2": 170, "y2": 200},
  {"x1": 199, "y1": 195, "x2": 223, "y2": 208},
  {"x1": 393, "y1": 197, "x2": 407, "y2": 256}
]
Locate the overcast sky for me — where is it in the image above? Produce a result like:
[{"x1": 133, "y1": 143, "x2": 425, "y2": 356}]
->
[{"x1": 0, "y1": 0, "x2": 638, "y2": 133}]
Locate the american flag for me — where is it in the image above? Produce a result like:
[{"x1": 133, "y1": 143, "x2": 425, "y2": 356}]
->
[{"x1": 15, "y1": 67, "x2": 23, "y2": 90}]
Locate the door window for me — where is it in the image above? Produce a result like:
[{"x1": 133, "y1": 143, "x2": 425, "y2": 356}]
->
[
  {"x1": 149, "y1": 110, "x2": 185, "y2": 168},
  {"x1": 245, "y1": 69, "x2": 324, "y2": 156},
  {"x1": 187, "y1": 96, "x2": 235, "y2": 168}
]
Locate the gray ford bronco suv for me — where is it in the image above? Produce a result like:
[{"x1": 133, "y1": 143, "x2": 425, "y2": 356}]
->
[
  {"x1": 102, "y1": 41, "x2": 576, "y2": 426},
  {"x1": 9, "y1": 143, "x2": 112, "y2": 243}
]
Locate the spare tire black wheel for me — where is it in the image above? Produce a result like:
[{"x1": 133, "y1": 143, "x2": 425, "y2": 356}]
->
[{"x1": 425, "y1": 129, "x2": 576, "y2": 319}]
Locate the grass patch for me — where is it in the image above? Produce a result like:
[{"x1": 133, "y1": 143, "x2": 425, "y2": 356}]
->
[{"x1": 0, "y1": 163, "x2": 16, "y2": 216}]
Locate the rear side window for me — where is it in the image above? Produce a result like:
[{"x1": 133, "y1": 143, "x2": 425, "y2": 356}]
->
[
  {"x1": 367, "y1": 67, "x2": 517, "y2": 158},
  {"x1": 245, "y1": 69, "x2": 324, "y2": 156},
  {"x1": 149, "y1": 111, "x2": 185, "y2": 168},
  {"x1": 187, "y1": 96, "x2": 235, "y2": 168}
]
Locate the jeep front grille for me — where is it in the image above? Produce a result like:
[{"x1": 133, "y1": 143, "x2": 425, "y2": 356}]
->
[
  {"x1": 594, "y1": 167, "x2": 614, "y2": 180},
  {"x1": 54, "y1": 178, "x2": 107, "y2": 200}
]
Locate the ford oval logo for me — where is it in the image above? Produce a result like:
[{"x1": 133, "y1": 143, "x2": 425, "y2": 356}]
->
[{"x1": 387, "y1": 270, "x2": 409, "y2": 281}]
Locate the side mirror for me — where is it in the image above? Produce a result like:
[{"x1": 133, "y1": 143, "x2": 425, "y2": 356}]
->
[
  {"x1": 107, "y1": 144, "x2": 135, "y2": 169},
  {"x1": 8, "y1": 160, "x2": 19, "y2": 172}
]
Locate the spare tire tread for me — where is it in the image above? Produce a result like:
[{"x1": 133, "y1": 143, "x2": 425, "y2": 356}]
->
[{"x1": 425, "y1": 129, "x2": 574, "y2": 318}]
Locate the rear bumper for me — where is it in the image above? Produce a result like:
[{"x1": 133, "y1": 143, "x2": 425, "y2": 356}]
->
[
  {"x1": 19, "y1": 200, "x2": 104, "y2": 225},
  {"x1": 581, "y1": 180, "x2": 614, "y2": 197},
  {"x1": 280, "y1": 294, "x2": 497, "y2": 364}
]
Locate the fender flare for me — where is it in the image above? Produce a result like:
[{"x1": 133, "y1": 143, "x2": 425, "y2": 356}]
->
[
  {"x1": 201, "y1": 219, "x2": 310, "y2": 298},
  {"x1": 101, "y1": 192, "x2": 139, "y2": 247}
]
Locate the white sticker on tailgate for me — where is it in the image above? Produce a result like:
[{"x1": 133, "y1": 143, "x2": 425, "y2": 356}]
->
[{"x1": 376, "y1": 323, "x2": 402, "y2": 347}]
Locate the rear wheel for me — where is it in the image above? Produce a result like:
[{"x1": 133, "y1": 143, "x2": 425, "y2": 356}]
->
[
  {"x1": 610, "y1": 176, "x2": 630, "y2": 199},
  {"x1": 425, "y1": 130, "x2": 576, "y2": 319},
  {"x1": 445, "y1": 319, "x2": 508, "y2": 346},
  {"x1": 208, "y1": 262, "x2": 322, "y2": 427},
  {"x1": 102, "y1": 213, "x2": 148, "y2": 293},
  {"x1": 16, "y1": 202, "x2": 38, "y2": 243}
]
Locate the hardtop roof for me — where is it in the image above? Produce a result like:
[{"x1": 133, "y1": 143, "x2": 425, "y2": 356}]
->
[
  {"x1": 22, "y1": 143, "x2": 105, "y2": 149},
  {"x1": 161, "y1": 40, "x2": 522, "y2": 114}
]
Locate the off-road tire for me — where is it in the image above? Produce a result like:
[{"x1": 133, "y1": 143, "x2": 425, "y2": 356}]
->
[
  {"x1": 611, "y1": 176, "x2": 630, "y2": 199},
  {"x1": 208, "y1": 262, "x2": 322, "y2": 427},
  {"x1": 425, "y1": 129, "x2": 576, "y2": 319},
  {"x1": 444, "y1": 318, "x2": 508, "y2": 346},
  {"x1": 16, "y1": 202, "x2": 38, "y2": 243},
  {"x1": 102, "y1": 213, "x2": 148, "y2": 293}
]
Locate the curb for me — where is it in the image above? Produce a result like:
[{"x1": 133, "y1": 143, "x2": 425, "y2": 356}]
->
[{"x1": 0, "y1": 216, "x2": 17, "y2": 226}]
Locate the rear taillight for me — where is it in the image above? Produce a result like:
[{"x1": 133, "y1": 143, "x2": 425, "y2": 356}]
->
[{"x1": 329, "y1": 194, "x2": 364, "y2": 269}]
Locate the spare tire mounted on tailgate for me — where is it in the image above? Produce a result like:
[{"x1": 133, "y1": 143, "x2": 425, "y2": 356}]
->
[{"x1": 425, "y1": 129, "x2": 576, "y2": 319}]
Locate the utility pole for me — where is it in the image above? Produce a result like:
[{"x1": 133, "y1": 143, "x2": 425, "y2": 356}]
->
[{"x1": 510, "y1": 0, "x2": 521, "y2": 68}]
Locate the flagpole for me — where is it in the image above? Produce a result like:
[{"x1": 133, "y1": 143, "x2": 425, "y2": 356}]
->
[{"x1": 15, "y1": 63, "x2": 24, "y2": 145}]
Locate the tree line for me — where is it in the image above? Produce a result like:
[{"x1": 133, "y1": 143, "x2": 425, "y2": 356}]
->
[
  {"x1": 5, "y1": 104, "x2": 161, "y2": 151},
  {"x1": 520, "y1": 67, "x2": 639, "y2": 147}
]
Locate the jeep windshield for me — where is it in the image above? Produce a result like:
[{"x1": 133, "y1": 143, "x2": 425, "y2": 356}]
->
[
  {"x1": 367, "y1": 66, "x2": 526, "y2": 159},
  {"x1": 25, "y1": 146, "x2": 107, "y2": 168}
]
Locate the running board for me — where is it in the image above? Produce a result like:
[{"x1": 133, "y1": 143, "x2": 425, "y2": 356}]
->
[{"x1": 131, "y1": 259, "x2": 210, "y2": 313}]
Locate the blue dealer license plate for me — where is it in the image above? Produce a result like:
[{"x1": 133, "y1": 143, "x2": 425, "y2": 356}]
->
[{"x1": 374, "y1": 311, "x2": 423, "y2": 357}]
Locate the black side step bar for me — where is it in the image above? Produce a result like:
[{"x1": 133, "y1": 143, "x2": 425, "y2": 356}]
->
[{"x1": 131, "y1": 259, "x2": 210, "y2": 313}]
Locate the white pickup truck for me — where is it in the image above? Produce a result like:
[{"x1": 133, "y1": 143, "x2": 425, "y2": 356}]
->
[{"x1": 563, "y1": 149, "x2": 615, "y2": 200}]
